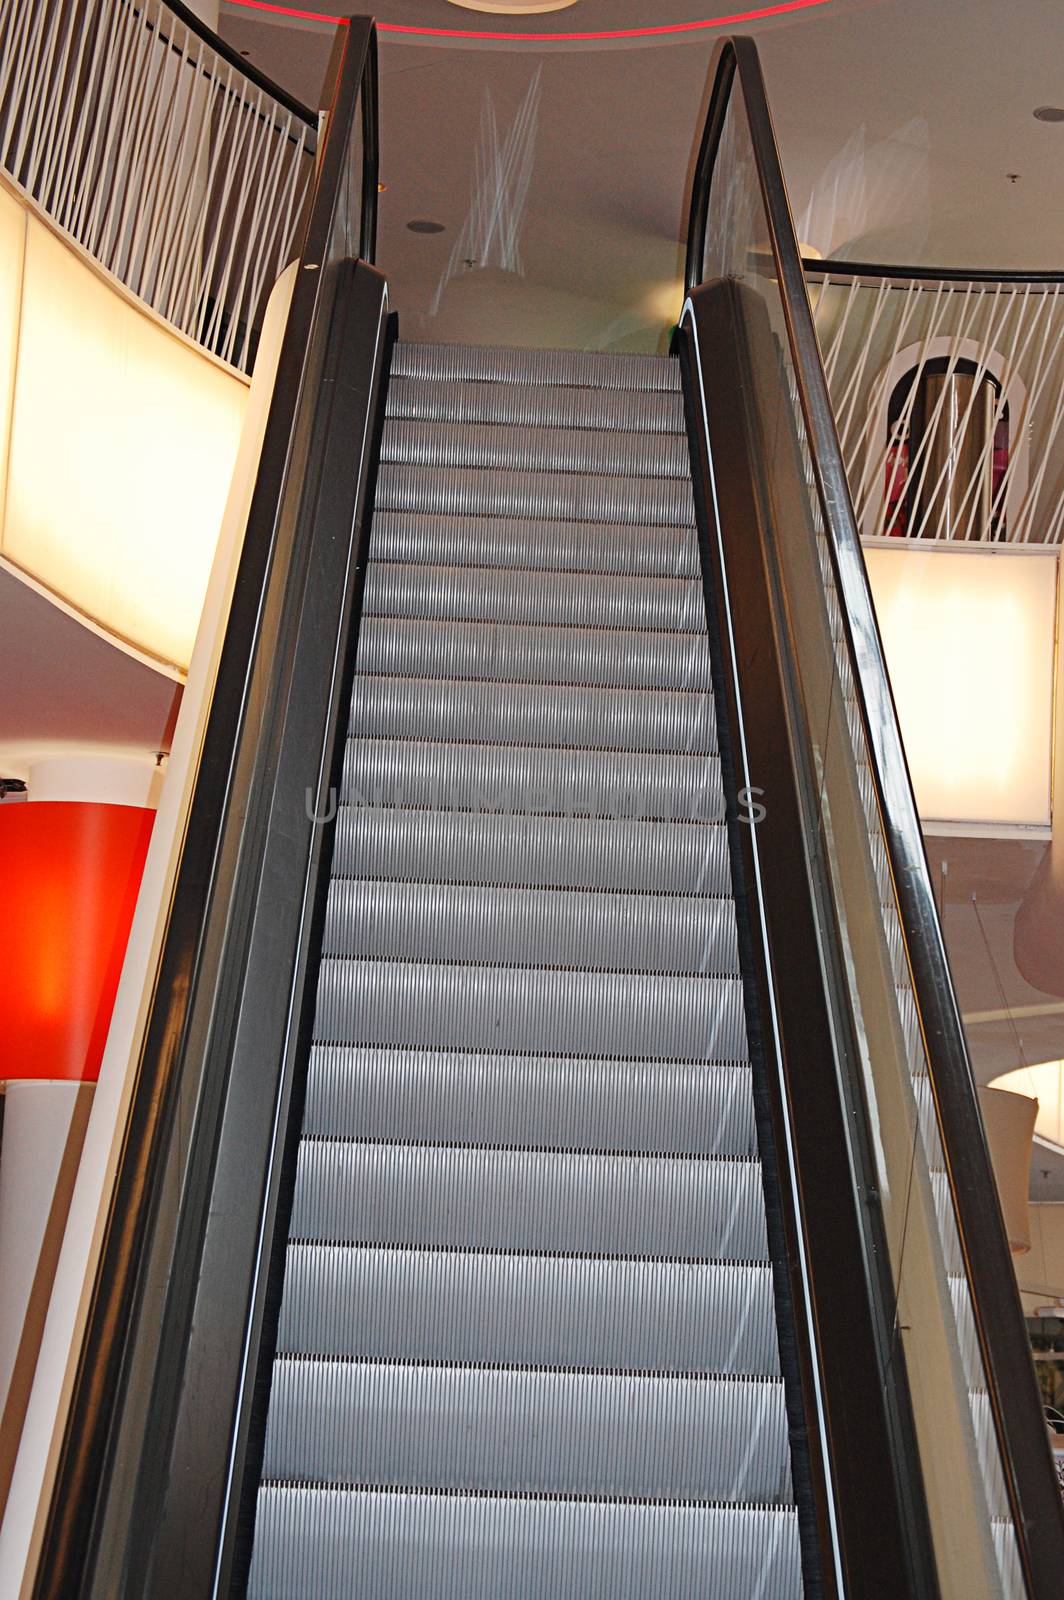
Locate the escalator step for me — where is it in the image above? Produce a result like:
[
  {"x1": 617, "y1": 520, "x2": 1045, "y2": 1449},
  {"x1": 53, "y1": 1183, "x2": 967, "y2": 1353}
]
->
[
  {"x1": 330, "y1": 808, "x2": 731, "y2": 896},
  {"x1": 249, "y1": 1488, "x2": 802, "y2": 1600},
  {"x1": 348, "y1": 675, "x2": 716, "y2": 754},
  {"x1": 380, "y1": 419, "x2": 692, "y2": 480},
  {"x1": 369, "y1": 512, "x2": 701, "y2": 576},
  {"x1": 341, "y1": 736, "x2": 724, "y2": 822},
  {"x1": 389, "y1": 341, "x2": 681, "y2": 391},
  {"x1": 260, "y1": 1358, "x2": 793, "y2": 1503},
  {"x1": 276, "y1": 1244, "x2": 779, "y2": 1372},
  {"x1": 301, "y1": 1047, "x2": 757, "y2": 1153},
  {"x1": 321, "y1": 878, "x2": 739, "y2": 974},
  {"x1": 290, "y1": 1139, "x2": 767, "y2": 1259},
  {"x1": 386, "y1": 375, "x2": 687, "y2": 433},
  {"x1": 314, "y1": 957, "x2": 745, "y2": 1059},
  {"x1": 374, "y1": 463, "x2": 695, "y2": 525},
  {"x1": 363, "y1": 562, "x2": 703, "y2": 630},
  {"x1": 355, "y1": 616, "x2": 713, "y2": 690}
]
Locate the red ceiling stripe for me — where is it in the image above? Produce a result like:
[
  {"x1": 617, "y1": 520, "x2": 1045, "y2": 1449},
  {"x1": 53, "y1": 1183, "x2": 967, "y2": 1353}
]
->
[{"x1": 224, "y1": 0, "x2": 833, "y2": 43}]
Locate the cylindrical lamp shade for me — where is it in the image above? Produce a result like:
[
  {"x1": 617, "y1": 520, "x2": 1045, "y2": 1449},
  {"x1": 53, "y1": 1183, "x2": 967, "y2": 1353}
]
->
[
  {"x1": 0, "y1": 802, "x2": 154, "y2": 1082},
  {"x1": 977, "y1": 1086, "x2": 1037, "y2": 1254}
]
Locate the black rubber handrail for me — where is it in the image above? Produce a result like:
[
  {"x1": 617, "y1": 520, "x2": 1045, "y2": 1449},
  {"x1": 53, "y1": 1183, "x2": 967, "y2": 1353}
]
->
[
  {"x1": 802, "y1": 255, "x2": 1064, "y2": 287},
  {"x1": 686, "y1": 34, "x2": 1064, "y2": 1599},
  {"x1": 30, "y1": 17, "x2": 382, "y2": 1600}
]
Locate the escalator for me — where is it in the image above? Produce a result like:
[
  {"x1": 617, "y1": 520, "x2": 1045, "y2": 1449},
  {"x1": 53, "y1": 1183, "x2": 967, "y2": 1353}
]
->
[
  {"x1": 26, "y1": 22, "x2": 1064, "y2": 1600},
  {"x1": 246, "y1": 342, "x2": 805, "y2": 1596}
]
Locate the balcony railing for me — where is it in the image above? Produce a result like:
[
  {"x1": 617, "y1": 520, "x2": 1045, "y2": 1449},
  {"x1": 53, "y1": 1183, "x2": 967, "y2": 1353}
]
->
[
  {"x1": 0, "y1": 0, "x2": 318, "y2": 373},
  {"x1": 806, "y1": 260, "x2": 1064, "y2": 545}
]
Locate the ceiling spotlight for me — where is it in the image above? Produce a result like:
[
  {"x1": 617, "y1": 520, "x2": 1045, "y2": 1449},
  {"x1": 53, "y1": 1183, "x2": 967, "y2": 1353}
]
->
[
  {"x1": 407, "y1": 219, "x2": 445, "y2": 234},
  {"x1": 1033, "y1": 105, "x2": 1064, "y2": 122}
]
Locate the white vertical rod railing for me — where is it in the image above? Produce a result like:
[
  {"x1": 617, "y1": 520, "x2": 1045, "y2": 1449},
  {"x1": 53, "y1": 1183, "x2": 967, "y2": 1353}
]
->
[
  {"x1": 0, "y1": 0, "x2": 319, "y2": 375},
  {"x1": 809, "y1": 265, "x2": 1064, "y2": 546}
]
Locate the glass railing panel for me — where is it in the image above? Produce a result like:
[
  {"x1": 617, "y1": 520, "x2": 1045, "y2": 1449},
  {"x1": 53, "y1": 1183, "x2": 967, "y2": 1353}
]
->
[
  {"x1": 695, "y1": 75, "x2": 1025, "y2": 1600},
  {"x1": 30, "y1": 20, "x2": 383, "y2": 1600}
]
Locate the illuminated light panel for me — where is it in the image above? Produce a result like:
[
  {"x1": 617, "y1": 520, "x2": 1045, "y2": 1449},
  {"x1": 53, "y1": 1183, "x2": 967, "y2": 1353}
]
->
[
  {"x1": 0, "y1": 801, "x2": 155, "y2": 1082},
  {"x1": 446, "y1": 2, "x2": 579, "y2": 13},
  {"x1": 863, "y1": 544, "x2": 1057, "y2": 831},
  {"x1": 225, "y1": 0, "x2": 833, "y2": 41},
  {"x1": 0, "y1": 187, "x2": 24, "y2": 527},
  {"x1": 1, "y1": 207, "x2": 247, "y2": 671}
]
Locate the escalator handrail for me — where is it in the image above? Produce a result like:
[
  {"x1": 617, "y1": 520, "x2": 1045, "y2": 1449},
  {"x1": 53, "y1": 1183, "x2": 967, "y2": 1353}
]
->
[
  {"x1": 685, "y1": 35, "x2": 1064, "y2": 1596},
  {"x1": 30, "y1": 18, "x2": 381, "y2": 1600},
  {"x1": 801, "y1": 254, "x2": 1064, "y2": 287}
]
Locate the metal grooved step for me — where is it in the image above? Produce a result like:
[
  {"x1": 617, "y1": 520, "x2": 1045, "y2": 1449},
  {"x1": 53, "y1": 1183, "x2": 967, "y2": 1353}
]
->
[
  {"x1": 248, "y1": 342, "x2": 802, "y2": 1599},
  {"x1": 375, "y1": 462, "x2": 697, "y2": 526},
  {"x1": 386, "y1": 376, "x2": 687, "y2": 433},
  {"x1": 348, "y1": 675, "x2": 717, "y2": 754},
  {"x1": 369, "y1": 512, "x2": 701, "y2": 576},
  {"x1": 251, "y1": 1488, "x2": 801, "y2": 1600},
  {"x1": 355, "y1": 616, "x2": 713, "y2": 691},
  {"x1": 363, "y1": 562, "x2": 705, "y2": 631},
  {"x1": 330, "y1": 809, "x2": 733, "y2": 896},
  {"x1": 389, "y1": 341, "x2": 682, "y2": 390},
  {"x1": 380, "y1": 419, "x2": 693, "y2": 479}
]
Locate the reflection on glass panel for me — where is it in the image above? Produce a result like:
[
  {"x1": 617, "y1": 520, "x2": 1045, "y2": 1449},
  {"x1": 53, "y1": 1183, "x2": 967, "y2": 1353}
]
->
[
  {"x1": 930, "y1": 831, "x2": 1064, "y2": 1493},
  {"x1": 698, "y1": 67, "x2": 1032, "y2": 1599}
]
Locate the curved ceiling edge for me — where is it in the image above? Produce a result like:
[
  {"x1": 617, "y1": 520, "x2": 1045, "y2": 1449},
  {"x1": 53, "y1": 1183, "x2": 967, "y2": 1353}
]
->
[{"x1": 225, "y1": 0, "x2": 834, "y2": 46}]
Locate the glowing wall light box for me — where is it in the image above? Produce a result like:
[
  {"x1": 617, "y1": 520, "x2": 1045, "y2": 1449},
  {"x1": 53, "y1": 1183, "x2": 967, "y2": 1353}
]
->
[
  {"x1": 864, "y1": 544, "x2": 1058, "y2": 832},
  {"x1": 0, "y1": 182, "x2": 246, "y2": 672}
]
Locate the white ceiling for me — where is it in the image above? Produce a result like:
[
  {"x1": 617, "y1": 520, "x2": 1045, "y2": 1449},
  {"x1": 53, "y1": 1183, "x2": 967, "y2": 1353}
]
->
[
  {"x1": 216, "y1": 0, "x2": 1064, "y2": 1191},
  {"x1": 220, "y1": 0, "x2": 1064, "y2": 350},
  {"x1": 0, "y1": 563, "x2": 181, "y2": 782}
]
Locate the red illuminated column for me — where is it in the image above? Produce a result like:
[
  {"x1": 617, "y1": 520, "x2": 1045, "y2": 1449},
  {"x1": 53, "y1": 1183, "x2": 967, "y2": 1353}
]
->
[{"x1": 0, "y1": 758, "x2": 157, "y2": 1421}]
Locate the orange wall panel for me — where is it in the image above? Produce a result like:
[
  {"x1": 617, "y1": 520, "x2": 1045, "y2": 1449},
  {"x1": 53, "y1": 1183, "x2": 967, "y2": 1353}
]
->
[{"x1": 0, "y1": 803, "x2": 154, "y2": 1081}]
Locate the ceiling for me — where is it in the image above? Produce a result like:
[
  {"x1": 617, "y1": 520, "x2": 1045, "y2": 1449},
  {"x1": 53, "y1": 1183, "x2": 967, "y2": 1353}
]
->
[
  {"x1": 219, "y1": 0, "x2": 1064, "y2": 1192},
  {"x1": 5, "y1": 0, "x2": 1061, "y2": 1202},
  {"x1": 0, "y1": 562, "x2": 181, "y2": 783},
  {"x1": 220, "y1": 0, "x2": 1064, "y2": 350}
]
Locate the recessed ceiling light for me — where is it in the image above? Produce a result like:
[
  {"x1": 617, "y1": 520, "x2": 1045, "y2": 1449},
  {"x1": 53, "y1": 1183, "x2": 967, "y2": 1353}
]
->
[
  {"x1": 444, "y1": 1, "x2": 579, "y2": 12},
  {"x1": 407, "y1": 219, "x2": 445, "y2": 234},
  {"x1": 1033, "y1": 105, "x2": 1064, "y2": 122}
]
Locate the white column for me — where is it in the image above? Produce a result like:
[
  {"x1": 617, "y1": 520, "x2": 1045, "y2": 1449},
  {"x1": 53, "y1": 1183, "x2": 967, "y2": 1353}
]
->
[{"x1": 0, "y1": 1086, "x2": 94, "y2": 1434}]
